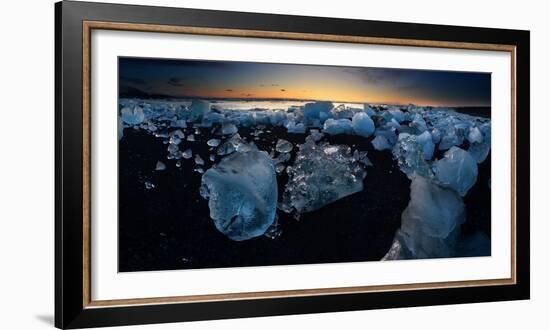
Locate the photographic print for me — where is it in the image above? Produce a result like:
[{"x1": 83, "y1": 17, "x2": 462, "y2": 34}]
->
[{"x1": 117, "y1": 57, "x2": 492, "y2": 272}]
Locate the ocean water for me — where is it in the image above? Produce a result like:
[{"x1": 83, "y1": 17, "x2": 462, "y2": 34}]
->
[{"x1": 209, "y1": 100, "x2": 364, "y2": 111}]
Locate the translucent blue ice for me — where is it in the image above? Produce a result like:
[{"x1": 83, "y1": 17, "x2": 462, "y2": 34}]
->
[{"x1": 200, "y1": 150, "x2": 277, "y2": 241}]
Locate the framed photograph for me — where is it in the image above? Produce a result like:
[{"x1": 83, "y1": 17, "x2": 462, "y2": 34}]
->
[{"x1": 55, "y1": 1, "x2": 530, "y2": 328}]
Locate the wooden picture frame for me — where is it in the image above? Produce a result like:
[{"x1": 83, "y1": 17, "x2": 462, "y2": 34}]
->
[{"x1": 55, "y1": 1, "x2": 530, "y2": 328}]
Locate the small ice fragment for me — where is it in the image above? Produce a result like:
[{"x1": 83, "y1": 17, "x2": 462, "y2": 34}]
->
[
  {"x1": 169, "y1": 130, "x2": 184, "y2": 145},
  {"x1": 273, "y1": 152, "x2": 291, "y2": 164},
  {"x1": 182, "y1": 149, "x2": 193, "y2": 159},
  {"x1": 121, "y1": 106, "x2": 145, "y2": 125},
  {"x1": 195, "y1": 154, "x2": 205, "y2": 165},
  {"x1": 171, "y1": 119, "x2": 187, "y2": 128},
  {"x1": 194, "y1": 167, "x2": 204, "y2": 174},
  {"x1": 155, "y1": 161, "x2": 166, "y2": 171},
  {"x1": 221, "y1": 123, "x2": 238, "y2": 135},
  {"x1": 176, "y1": 160, "x2": 182, "y2": 168},
  {"x1": 209, "y1": 154, "x2": 215, "y2": 162},
  {"x1": 371, "y1": 135, "x2": 392, "y2": 151},
  {"x1": 217, "y1": 141, "x2": 236, "y2": 156},
  {"x1": 275, "y1": 163, "x2": 286, "y2": 174},
  {"x1": 186, "y1": 134, "x2": 195, "y2": 142},
  {"x1": 207, "y1": 138, "x2": 221, "y2": 147},
  {"x1": 167, "y1": 143, "x2": 179, "y2": 155},
  {"x1": 275, "y1": 139, "x2": 293, "y2": 153},
  {"x1": 144, "y1": 181, "x2": 155, "y2": 189}
]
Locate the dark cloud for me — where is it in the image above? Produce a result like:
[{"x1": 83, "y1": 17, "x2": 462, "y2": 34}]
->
[
  {"x1": 271, "y1": 84, "x2": 279, "y2": 86},
  {"x1": 121, "y1": 76, "x2": 146, "y2": 85},
  {"x1": 345, "y1": 67, "x2": 404, "y2": 85},
  {"x1": 167, "y1": 78, "x2": 185, "y2": 87},
  {"x1": 225, "y1": 89, "x2": 233, "y2": 92},
  {"x1": 280, "y1": 89, "x2": 286, "y2": 92}
]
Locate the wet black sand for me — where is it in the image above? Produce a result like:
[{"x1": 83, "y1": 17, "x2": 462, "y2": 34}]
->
[{"x1": 118, "y1": 126, "x2": 491, "y2": 272}]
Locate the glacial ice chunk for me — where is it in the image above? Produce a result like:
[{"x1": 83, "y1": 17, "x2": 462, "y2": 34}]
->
[
  {"x1": 195, "y1": 154, "x2": 205, "y2": 165},
  {"x1": 467, "y1": 126, "x2": 483, "y2": 144},
  {"x1": 410, "y1": 114, "x2": 428, "y2": 133},
  {"x1": 207, "y1": 138, "x2": 221, "y2": 147},
  {"x1": 121, "y1": 106, "x2": 145, "y2": 125},
  {"x1": 189, "y1": 100, "x2": 210, "y2": 122},
  {"x1": 382, "y1": 175, "x2": 465, "y2": 260},
  {"x1": 169, "y1": 130, "x2": 184, "y2": 145},
  {"x1": 371, "y1": 135, "x2": 391, "y2": 151},
  {"x1": 432, "y1": 146, "x2": 478, "y2": 196},
  {"x1": 392, "y1": 133, "x2": 433, "y2": 179},
  {"x1": 285, "y1": 121, "x2": 306, "y2": 134},
  {"x1": 275, "y1": 139, "x2": 293, "y2": 153},
  {"x1": 469, "y1": 142, "x2": 490, "y2": 163},
  {"x1": 351, "y1": 112, "x2": 375, "y2": 138},
  {"x1": 200, "y1": 150, "x2": 278, "y2": 241},
  {"x1": 155, "y1": 161, "x2": 166, "y2": 171},
  {"x1": 281, "y1": 140, "x2": 366, "y2": 214},
  {"x1": 323, "y1": 118, "x2": 353, "y2": 135},
  {"x1": 302, "y1": 101, "x2": 333, "y2": 124},
  {"x1": 182, "y1": 149, "x2": 192, "y2": 159},
  {"x1": 416, "y1": 131, "x2": 435, "y2": 160},
  {"x1": 221, "y1": 123, "x2": 238, "y2": 135}
]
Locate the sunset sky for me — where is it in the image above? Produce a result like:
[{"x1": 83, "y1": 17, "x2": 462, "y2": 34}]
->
[{"x1": 119, "y1": 57, "x2": 491, "y2": 107}]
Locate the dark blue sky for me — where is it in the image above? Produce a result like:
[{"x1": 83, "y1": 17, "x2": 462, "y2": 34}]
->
[{"x1": 119, "y1": 57, "x2": 491, "y2": 107}]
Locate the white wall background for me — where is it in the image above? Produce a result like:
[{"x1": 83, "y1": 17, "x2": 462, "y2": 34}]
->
[{"x1": 0, "y1": 0, "x2": 546, "y2": 329}]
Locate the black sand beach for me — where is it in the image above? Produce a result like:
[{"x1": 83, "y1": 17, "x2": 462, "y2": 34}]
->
[{"x1": 118, "y1": 125, "x2": 491, "y2": 272}]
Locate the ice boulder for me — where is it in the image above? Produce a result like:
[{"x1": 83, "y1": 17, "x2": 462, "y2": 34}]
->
[
  {"x1": 371, "y1": 135, "x2": 392, "y2": 151},
  {"x1": 388, "y1": 109, "x2": 405, "y2": 123},
  {"x1": 432, "y1": 146, "x2": 478, "y2": 196},
  {"x1": 281, "y1": 140, "x2": 366, "y2": 215},
  {"x1": 323, "y1": 118, "x2": 353, "y2": 135},
  {"x1": 351, "y1": 112, "x2": 375, "y2": 138},
  {"x1": 392, "y1": 133, "x2": 433, "y2": 179},
  {"x1": 221, "y1": 122, "x2": 238, "y2": 135},
  {"x1": 467, "y1": 126, "x2": 483, "y2": 144},
  {"x1": 302, "y1": 101, "x2": 333, "y2": 124},
  {"x1": 363, "y1": 105, "x2": 376, "y2": 117},
  {"x1": 410, "y1": 114, "x2": 428, "y2": 133},
  {"x1": 469, "y1": 142, "x2": 490, "y2": 163},
  {"x1": 200, "y1": 150, "x2": 278, "y2": 241},
  {"x1": 121, "y1": 106, "x2": 145, "y2": 125},
  {"x1": 416, "y1": 131, "x2": 435, "y2": 160},
  {"x1": 284, "y1": 120, "x2": 306, "y2": 134},
  {"x1": 189, "y1": 100, "x2": 210, "y2": 122},
  {"x1": 275, "y1": 139, "x2": 293, "y2": 153},
  {"x1": 382, "y1": 175, "x2": 465, "y2": 260}
]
